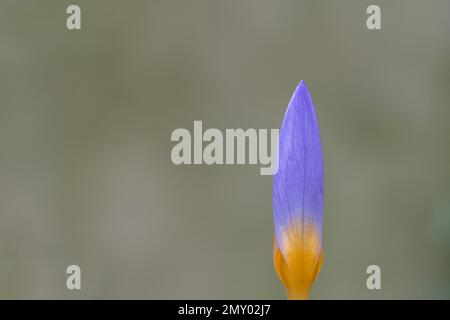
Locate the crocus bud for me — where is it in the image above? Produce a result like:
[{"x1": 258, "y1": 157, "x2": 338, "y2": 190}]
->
[{"x1": 273, "y1": 81, "x2": 324, "y2": 300}]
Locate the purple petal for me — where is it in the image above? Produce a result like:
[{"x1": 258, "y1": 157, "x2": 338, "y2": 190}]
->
[{"x1": 273, "y1": 81, "x2": 324, "y2": 255}]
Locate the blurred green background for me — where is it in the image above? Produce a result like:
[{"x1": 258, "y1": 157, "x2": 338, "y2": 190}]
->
[{"x1": 0, "y1": 0, "x2": 449, "y2": 299}]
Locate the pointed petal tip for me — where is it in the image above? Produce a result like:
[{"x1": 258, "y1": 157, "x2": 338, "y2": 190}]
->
[
  {"x1": 292, "y1": 80, "x2": 312, "y2": 102},
  {"x1": 295, "y1": 79, "x2": 307, "y2": 91},
  {"x1": 282, "y1": 80, "x2": 316, "y2": 127}
]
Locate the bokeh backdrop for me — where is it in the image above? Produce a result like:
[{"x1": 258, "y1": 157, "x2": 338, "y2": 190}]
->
[{"x1": 0, "y1": 0, "x2": 449, "y2": 299}]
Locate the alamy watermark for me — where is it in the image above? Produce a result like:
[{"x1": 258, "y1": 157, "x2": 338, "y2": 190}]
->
[
  {"x1": 366, "y1": 265, "x2": 381, "y2": 290},
  {"x1": 66, "y1": 265, "x2": 81, "y2": 290},
  {"x1": 171, "y1": 121, "x2": 279, "y2": 175}
]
